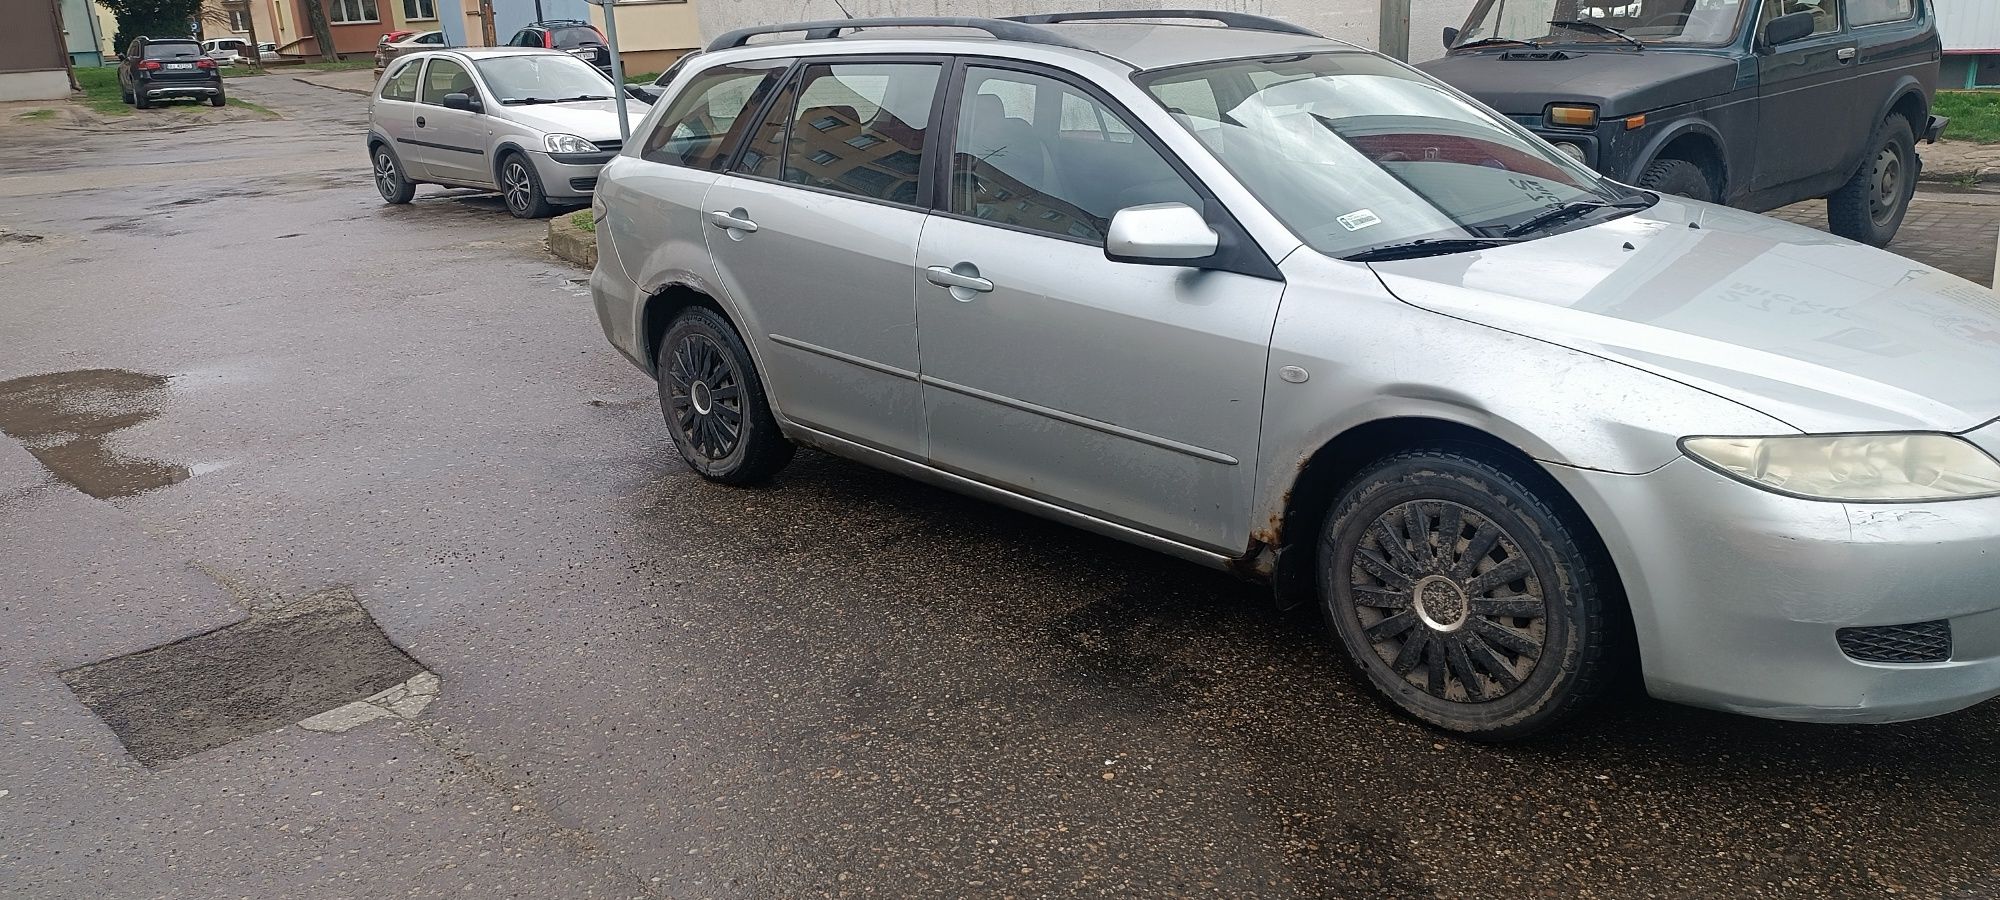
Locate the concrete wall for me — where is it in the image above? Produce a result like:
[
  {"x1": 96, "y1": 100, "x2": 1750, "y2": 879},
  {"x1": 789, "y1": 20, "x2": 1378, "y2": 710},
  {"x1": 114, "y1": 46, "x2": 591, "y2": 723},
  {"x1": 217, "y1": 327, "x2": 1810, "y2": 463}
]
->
[
  {"x1": 693, "y1": 0, "x2": 1473, "y2": 62},
  {"x1": 0, "y1": 70, "x2": 71, "y2": 101}
]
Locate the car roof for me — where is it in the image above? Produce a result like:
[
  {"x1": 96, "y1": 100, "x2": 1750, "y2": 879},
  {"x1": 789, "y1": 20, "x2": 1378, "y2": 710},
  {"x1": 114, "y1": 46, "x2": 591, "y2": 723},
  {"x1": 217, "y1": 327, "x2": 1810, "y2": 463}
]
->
[
  {"x1": 407, "y1": 47, "x2": 580, "y2": 61},
  {"x1": 711, "y1": 19, "x2": 1357, "y2": 71}
]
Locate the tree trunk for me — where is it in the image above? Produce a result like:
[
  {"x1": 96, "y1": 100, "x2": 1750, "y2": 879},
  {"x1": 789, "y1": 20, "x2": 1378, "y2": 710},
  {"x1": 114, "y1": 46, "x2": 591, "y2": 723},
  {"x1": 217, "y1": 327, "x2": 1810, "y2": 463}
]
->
[{"x1": 302, "y1": 0, "x2": 338, "y2": 62}]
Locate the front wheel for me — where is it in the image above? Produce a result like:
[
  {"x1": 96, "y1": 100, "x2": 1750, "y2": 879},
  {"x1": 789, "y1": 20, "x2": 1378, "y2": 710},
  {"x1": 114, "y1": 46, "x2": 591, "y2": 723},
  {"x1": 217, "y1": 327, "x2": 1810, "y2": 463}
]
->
[
  {"x1": 655, "y1": 306, "x2": 795, "y2": 485},
  {"x1": 499, "y1": 153, "x2": 553, "y2": 219},
  {"x1": 1318, "y1": 446, "x2": 1617, "y2": 740},
  {"x1": 1827, "y1": 115, "x2": 1917, "y2": 247},
  {"x1": 1635, "y1": 158, "x2": 1714, "y2": 203}
]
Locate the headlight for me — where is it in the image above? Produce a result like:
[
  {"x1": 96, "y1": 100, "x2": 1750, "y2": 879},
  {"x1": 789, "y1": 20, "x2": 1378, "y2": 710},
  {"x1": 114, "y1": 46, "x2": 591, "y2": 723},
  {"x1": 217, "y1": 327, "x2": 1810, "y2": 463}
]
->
[
  {"x1": 545, "y1": 133, "x2": 597, "y2": 154},
  {"x1": 1551, "y1": 141, "x2": 1587, "y2": 163},
  {"x1": 1681, "y1": 434, "x2": 2000, "y2": 502}
]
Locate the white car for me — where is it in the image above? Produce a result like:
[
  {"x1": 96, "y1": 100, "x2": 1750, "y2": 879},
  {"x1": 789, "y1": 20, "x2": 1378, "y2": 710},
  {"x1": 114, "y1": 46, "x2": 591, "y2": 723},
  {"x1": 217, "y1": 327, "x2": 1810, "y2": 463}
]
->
[{"x1": 201, "y1": 38, "x2": 252, "y2": 65}]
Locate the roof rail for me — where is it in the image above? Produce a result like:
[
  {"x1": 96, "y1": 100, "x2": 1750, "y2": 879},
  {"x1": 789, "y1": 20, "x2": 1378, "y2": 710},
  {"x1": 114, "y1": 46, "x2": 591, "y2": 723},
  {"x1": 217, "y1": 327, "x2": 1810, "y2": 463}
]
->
[
  {"x1": 706, "y1": 17, "x2": 1094, "y2": 52},
  {"x1": 1000, "y1": 9, "x2": 1322, "y2": 38}
]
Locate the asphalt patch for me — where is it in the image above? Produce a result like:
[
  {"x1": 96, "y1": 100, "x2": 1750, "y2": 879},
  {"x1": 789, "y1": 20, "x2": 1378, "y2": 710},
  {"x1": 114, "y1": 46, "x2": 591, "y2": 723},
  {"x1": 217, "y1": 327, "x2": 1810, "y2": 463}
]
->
[
  {"x1": 61, "y1": 587, "x2": 426, "y2": 766},
  {"x1": 0, "y1": 368, "x2": 190, "y2": 498}
]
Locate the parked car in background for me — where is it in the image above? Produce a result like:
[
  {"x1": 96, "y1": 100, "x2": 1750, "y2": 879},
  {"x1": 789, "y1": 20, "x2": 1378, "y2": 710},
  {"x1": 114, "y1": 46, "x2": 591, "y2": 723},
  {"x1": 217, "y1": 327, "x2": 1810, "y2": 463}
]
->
[
  {"x1": 375, "y1": 30, "x2": 447, "y2": 73},
  {"x1": 593, "y1": 12, "x2": 2000, "y2": 740},
  {"x1": 202, "y1": 37, "x2": 252, "y2": 65},
  {"x1": 506, "y1": 20, "x2": 612, "y2": 73},
  {"x1": 120, "y1": 36, "x2": 224, "y2": 109},
  {"x1": 379, "y1": 29, "x2": 417, "y2": 46},
  {"x1": 1422, "y1": 0, "x2": 1947, "y2": 247},
  {"x1": 367, "y1": 48, "x2": 646, "y2": 217}
]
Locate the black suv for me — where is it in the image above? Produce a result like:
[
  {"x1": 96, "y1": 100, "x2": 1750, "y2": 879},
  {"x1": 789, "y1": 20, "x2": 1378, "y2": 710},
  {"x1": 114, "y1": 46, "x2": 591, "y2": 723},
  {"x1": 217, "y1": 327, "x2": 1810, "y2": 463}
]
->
[
  {"x1": 118, "y1": 36, "x2": 225, "y2": 109},
  {"x1": 1422, "y1": 0, "x2": 1946, "y2": 246},
  {"x1": 505, "y1": 20, "x2": 612, "y2": 73}
]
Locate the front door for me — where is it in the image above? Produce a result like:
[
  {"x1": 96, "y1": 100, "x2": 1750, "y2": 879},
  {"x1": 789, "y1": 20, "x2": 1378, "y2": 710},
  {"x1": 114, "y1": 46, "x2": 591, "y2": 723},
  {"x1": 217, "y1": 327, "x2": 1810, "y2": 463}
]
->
[
  {"x1": 1754, "y1": 0, "x2": 1858, "y2": 193},
  {"x1": 703, "y1": 58, "x2": 947, "y2": 461},
  {"x1": 914, "y1": 64, "x2": 1281, "y2": 553},
  {"x1": 412, "y1": 55, "x2": 490, "y2": 185}
]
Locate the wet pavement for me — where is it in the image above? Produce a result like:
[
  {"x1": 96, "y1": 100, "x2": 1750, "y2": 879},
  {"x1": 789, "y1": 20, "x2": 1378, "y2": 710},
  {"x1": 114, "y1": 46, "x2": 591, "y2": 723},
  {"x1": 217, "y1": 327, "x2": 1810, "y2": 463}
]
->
[{"x1": 4, "y1": 75, "x2": 2000, "y2": 899}]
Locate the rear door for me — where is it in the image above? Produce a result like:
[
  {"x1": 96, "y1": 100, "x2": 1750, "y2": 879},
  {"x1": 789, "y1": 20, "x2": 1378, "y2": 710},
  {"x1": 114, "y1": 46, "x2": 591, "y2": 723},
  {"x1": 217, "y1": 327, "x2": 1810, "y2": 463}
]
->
[
  {"x1": 1847, "y1": 0, "x2": 1937, "y2": 124},
  {"x1": 1753, "y1": 0, "x2": 1859, "y2": 192},
  {"x1": 411, "y1": 55, "x2": 489, "y2": 185},
  {"x1": 701, "y1": 57, "x2": 947, "y2": 461}
]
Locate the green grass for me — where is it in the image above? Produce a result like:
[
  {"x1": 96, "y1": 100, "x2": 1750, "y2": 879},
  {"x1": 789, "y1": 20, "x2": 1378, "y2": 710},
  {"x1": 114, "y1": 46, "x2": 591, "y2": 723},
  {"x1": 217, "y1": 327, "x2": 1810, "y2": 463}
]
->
[
  {"x1": 15, "y1": 109, "x2": 55, "y2": 120},
  {"x1": 1935, "y1": 90, "x2": 2000, "y2": 144},
  {"x1": 291, "y1": 58, "x2": 378, "y2": 72},
  {"x1": 73, "y1": 65, "x2": 131, "y2": 116},
  {"x1": 623, "y1": 71, "x2": 659, "y2": 84},
  {"x1": 227, "y1": 97, "x2": 277, "y2": 116},
  {"x1": 569, "y1": 210, "x2": 595, "y2": 233}
]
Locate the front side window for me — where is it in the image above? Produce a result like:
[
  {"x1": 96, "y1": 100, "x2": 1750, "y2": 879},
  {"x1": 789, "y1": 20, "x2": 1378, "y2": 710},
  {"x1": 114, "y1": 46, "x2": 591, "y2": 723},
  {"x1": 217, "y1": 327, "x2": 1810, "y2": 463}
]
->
[
  {"x1": 950, "y1": 67, "x2": 1199, "y2": 243},
  {"x1": 640, "y1": 62, "x2": 788, "y2": 168},
  {"x1": 474, "y1": 54, "x2": 612, "y2": 104},
  {"x1": 1760, "y1": 0, "x2": 1842, "y2": 35},
  {"x1": 379, "y1": 58, "x2": 421, "y2": 101},
  {"x1": 418, "y1": 57, "x2": 475, "y2": 104},
  {"x1": 402, "y1": 0, "x2": 437, "y2": 20},
  {"x1": 1453, "y1": 0, "x2": 1754, "y2": 48},
  {"x1": 1139, "y1": 53, "x2": 1643, "y2": 259},
  {"x1": 778, "y1": 62, "x2": 942, "y2": 205},
  {"x1": 329, "y1": 0, "x2": 379, "y2": 25}
]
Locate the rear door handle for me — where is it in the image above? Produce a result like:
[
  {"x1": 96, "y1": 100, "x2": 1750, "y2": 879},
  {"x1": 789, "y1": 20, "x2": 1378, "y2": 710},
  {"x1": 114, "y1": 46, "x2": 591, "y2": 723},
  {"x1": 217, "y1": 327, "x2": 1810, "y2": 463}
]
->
[
  {"x1": 925, "y1": 265, "x2": 993, "y2": 293},
  {"x1": 707, "y1": 210, "x2": 758, "y2": 233},
  {"x1": 1836, "y1": 47, "x2": 1857, "y2": 62}
]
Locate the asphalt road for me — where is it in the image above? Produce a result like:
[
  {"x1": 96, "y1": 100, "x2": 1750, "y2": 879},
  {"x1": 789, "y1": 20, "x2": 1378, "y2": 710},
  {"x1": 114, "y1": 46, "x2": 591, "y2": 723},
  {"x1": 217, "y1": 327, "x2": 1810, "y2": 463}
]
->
[{"x1": 3, "y1": 75, "x2": 2000, "y2": 900}]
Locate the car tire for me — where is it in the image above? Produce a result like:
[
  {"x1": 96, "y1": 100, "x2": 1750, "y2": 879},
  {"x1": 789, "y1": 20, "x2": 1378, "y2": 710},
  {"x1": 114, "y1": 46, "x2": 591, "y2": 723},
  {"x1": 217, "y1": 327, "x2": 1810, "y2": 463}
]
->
[
  {"x1": 1318, "y1": 445, "x2": 1617, "y2": 741},
  {"x1": 210, "y1": 92, "x2": 226, "y2": 108},
  {"x1": 655, "y1": 306, "x2": 795, "y2": 485},
  {"x1": 1827, "y1": 115, "x2": 1917, "y2": 247},
  {"x1": 133, "y1": 90, "x2": 150, "y2": 110},
  {"x1": 498, "y1": 152, "x2": 553, "y2": 219},
  {"x1": 1635, "y1": 158, "x2": 1713, "y2": 203},
  {"x1": 372, "y1": 144, "x2": 417, "y2": 205},
  {"x1": 120, "y1": 83, "x2": 133, "y2": 104}
]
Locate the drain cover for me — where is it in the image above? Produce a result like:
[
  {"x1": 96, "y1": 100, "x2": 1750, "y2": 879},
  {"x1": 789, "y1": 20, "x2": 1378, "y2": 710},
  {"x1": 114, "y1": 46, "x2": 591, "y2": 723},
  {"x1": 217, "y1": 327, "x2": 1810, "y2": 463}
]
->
[{"x1": 61, "y1": 588, "x2": 425, "y2": 766}]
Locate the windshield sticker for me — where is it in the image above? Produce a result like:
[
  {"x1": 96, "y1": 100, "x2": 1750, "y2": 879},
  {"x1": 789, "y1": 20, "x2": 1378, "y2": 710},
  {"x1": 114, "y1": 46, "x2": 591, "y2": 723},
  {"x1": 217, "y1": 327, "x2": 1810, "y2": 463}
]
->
[{"x1": 1337, "y1": 209, "x2": 1383, "y2": 232}]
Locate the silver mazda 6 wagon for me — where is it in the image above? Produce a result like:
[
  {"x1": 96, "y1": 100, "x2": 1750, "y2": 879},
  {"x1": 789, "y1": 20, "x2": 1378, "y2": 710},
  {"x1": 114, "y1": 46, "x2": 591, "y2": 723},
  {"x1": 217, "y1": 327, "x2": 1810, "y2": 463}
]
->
[{"x1": 589, "y1": 11, "x2": 2000, "y2": 738}]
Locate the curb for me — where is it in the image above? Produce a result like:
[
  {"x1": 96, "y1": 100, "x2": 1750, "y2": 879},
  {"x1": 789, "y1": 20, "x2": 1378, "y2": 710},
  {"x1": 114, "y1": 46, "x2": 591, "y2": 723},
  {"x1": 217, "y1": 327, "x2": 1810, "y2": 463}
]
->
[
  {"x1": 548, "y1": 214, "x2": 596, "y2": 269},
  {"x1": 291, "y1": 77, "x2": 369, "y2": 96}
]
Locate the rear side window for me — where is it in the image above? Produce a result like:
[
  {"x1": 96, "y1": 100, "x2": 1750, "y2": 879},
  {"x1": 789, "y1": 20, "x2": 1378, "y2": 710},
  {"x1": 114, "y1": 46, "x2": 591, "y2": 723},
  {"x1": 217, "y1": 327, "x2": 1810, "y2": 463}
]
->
[
  {"x1": 379, "y1": 59, "x2": 421, "y2": 101},
  {"x1": 640, "y1": 62, "x2": 789, "y2": 169},
  {"x1": 143, "y1": 42, "x2": 202, "y2": 59},
  {"x1": 550, "y1": 26, "x2": 602, "y2": 49},
  {"x1": 778, "y1": 62, "x2": 942, "y2": 205},
  {"x1": 1849, "y1": 0, "x2": 1913, "y2": 25}
]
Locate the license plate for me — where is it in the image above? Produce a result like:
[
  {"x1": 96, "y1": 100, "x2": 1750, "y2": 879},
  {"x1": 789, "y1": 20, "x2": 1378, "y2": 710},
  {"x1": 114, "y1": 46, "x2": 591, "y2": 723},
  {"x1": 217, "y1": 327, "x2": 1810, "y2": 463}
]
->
[{"x1": 167, "y1": 62, "x2": 194, "y2": 69}]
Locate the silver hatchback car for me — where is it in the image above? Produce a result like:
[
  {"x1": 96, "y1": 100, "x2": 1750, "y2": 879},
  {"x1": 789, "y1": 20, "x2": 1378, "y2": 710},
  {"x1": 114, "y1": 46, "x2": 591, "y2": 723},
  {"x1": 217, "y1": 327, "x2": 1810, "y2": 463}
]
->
[
  {"x1": 366, "y1": 47, "x2": 648, "y2": 217},
  {"x1": 590, "y1": 12, "x2": 2000, "y2": 738}
]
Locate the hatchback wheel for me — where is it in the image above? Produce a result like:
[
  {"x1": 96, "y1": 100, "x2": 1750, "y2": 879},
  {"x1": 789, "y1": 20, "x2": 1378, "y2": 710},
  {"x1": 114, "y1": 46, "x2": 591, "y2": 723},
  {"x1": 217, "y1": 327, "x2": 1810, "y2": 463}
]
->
[
  {"x1": 1828, "y1": 115, "x2": 1916, "y2": 247},
  {"x1": 656, "y1": 306, "x2": 795, "y2": 484},
  {"x1": 373, "y1": 145, "x2": 416, "y2": 204},
  {"x1": 1319, "y1": 446, "x2": 1617, "y2": 740},
  {"x1": 499, "y1": 153, "x2": 553, "y2": 219}
]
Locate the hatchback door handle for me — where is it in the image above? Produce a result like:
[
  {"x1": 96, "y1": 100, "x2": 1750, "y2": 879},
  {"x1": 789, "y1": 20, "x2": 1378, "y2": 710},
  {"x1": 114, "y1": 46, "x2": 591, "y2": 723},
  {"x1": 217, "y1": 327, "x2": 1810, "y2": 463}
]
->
[
  {"x1": 707, "y1": 210, "x2": 758, "y2": 233},
  {"x1": 1836, "y1": 47, "x2": 1857, "y2": 62},
  {"x1": 925, "y1": 265, "x2": 993, "y2": 293}
]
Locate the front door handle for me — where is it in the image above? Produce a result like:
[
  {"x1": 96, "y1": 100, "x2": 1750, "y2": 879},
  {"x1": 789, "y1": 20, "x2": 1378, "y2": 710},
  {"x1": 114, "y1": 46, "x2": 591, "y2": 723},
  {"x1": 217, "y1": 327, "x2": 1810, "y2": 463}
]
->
[
  {"x1": 416, "y1": 115, "x2": 426, "y2": 127},
  {"x1": 707, "y1": 210, "x2": 759, "y2": 233},
  {"x1": 1836, "y1": 47, "x2": 1857, "y2": 62},
  {"x1": 925, "y1": 265, "x2": 993, "y2": 294}
]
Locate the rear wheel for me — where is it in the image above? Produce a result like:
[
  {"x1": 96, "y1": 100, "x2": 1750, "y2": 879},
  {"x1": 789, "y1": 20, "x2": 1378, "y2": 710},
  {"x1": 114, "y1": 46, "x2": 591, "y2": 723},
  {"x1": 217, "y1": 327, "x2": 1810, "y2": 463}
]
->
[
  {"x1": 656, "y1": 306, "x2": 795, "y2": 484},
  {"x1": 499, "y1": 152, "x2": 553, "y2": 219},
  {"x1": 1635, "y1": 158, "x2": 1714, "y2": 203},
  {"x1": 210, "y1": 91, "x2": 226, "y2": 108},
  {"x1": 373, "y1": 145, "x2": 416, "y2": 204},
  {"x1": 1318, "y1": 446, "x2": 1617, "y2": 741},
  {"x1": 1828, "y1": 115, "x2": 1916, "y2": 247},
  {"x1": 133, "y1": 89, "x2": 150, "y2": 110}
]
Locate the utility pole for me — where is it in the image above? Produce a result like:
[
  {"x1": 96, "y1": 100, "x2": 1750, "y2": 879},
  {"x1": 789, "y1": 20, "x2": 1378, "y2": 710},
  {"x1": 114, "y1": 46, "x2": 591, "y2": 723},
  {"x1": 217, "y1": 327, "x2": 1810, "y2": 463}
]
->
[
  {"x1": 1379, "y1": 0, "x2": 1411, "y2": 61},
  {"x1": 478, "y1": 0, "x2": 497, "y2": 45}
]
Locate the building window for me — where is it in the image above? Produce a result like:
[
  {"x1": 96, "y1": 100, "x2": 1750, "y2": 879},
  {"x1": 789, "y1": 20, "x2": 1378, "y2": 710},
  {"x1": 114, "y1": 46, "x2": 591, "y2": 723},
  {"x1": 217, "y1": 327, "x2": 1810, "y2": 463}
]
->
[
  {"x1": 402, "y1": 0, "x2": 436, "y2": 20},
  {"x1": 227, "y1": 9, "x2": 251, "y2": 30},
  {"x1": 844, "y1": 134, "x2": 881, "y2": 150},
  {"x1": 808, "y1": 149, "x2": 840, "y2": 166},
  {"x1": 329, "y1": 0, "x2": 379, "y2": 24}
]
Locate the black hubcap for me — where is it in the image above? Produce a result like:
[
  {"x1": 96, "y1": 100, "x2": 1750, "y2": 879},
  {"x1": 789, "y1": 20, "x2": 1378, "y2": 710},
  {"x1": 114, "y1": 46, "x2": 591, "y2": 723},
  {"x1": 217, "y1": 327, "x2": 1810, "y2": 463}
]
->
[
  {"x1": 665, "y1": 334, "x2": 743, "y2": 460},
  {"x1": 1347, "y1": 500, "x2": 1547, "y2": 703}
]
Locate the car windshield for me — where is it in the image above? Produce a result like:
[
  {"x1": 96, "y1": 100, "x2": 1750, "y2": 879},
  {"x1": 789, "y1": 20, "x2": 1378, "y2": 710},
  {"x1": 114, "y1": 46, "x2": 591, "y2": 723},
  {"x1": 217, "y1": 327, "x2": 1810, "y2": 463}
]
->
[
  {"x1": 1452, "y1": 0, "x2": 1751, "y2": 47},
  {"x1": 143, "y1": 42, "x2": 203, "y2": 59},
  {"x1": 475, "y1": 54, "x2": 614, "y2": 103},
  {"x1": 1139, "y1": 53, "x2": 1646, "y2": 259}
]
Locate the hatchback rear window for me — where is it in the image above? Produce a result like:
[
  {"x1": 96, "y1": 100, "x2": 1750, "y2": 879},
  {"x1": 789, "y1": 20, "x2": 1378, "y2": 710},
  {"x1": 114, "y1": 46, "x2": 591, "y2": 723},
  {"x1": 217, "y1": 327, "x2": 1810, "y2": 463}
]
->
[
  {"x1": 143, "y1": 42, "x2": 203, "y2": 59},
  {"x1": 550, "y1": 26, "x2": 602, "y2": 49}
]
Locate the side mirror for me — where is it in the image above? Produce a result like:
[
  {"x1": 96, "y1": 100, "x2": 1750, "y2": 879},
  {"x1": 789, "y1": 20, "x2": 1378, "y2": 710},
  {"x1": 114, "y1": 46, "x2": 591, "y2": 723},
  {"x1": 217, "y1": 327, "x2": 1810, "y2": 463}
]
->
[
  {"x1": 1764, "y1": 10, "x2": 1815, "y2": 47},
  {"x1": 1442, "y1": 26, "x2": 1460, "y2": 49},
  {"x1": 1105, "y1": 203, "x2": 1219, "y2": 265},
  {"x1": 626, "y1": 84, "x2": 660, "y2": 103},
  {"x1": 441, "y1": 91, "x2": 481, "y2": 112}
]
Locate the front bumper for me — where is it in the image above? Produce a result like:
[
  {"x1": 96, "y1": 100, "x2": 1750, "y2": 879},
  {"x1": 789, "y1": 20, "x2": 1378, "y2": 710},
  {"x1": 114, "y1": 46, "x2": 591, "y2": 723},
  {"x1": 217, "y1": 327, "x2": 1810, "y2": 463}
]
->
[
  {"x1": 526, "y1": 149, "x2": 611, "y2": 200},
  {"x1": 1552, "y1": 456, "x2": 2000, "y2": 723}
]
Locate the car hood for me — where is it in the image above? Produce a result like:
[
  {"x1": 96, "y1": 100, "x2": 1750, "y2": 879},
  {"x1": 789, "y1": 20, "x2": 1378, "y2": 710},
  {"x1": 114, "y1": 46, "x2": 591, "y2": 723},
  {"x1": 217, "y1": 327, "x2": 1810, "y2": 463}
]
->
[
  {"x1": 1417, "y1": 48, "x2": 1739, "y2": 118},
  {"x1": 1369, "y1": 197, "x2": 2000, "y2": 434},
  {"x1": 499, "y1": 99, "x2": 648, "y2": 143}
]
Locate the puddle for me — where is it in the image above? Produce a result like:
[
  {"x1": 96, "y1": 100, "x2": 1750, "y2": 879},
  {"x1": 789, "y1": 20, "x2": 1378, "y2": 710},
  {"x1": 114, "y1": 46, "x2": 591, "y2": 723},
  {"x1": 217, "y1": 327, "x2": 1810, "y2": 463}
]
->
[
  {"x1": 0, "y1": 369, "x2": 190, "y2": 498},
  {"x1": 61, "y1": 587, "x2": 429, "y2": 766}
]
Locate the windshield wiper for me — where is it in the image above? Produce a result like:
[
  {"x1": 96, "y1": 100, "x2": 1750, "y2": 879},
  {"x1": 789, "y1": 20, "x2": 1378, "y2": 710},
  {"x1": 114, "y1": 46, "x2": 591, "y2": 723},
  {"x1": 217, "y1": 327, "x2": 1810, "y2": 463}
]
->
[
  {"x1": 1344, "y1": 237, "x2": 1523, "y2": 262},
  {"x1": 1500, "y1": 198, "x2": 1653, "y2": 238},
  {"x1": 553, "y1": 94, "x2": 614, "y2": 102},
  {"x1": 501, "y1": 97, "x2": 560, "y2": 105},
  {"x1": 1548, "y1": 20, "x2": 1644, "y2": 49},
  {"x1": 1453, "y1": 36, "x2": 1540, "y2": 50}
]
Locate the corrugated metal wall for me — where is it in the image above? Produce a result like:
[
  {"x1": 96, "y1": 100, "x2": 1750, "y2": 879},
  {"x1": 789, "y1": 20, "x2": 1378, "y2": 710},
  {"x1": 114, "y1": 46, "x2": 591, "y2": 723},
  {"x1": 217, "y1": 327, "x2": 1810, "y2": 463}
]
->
[{"x1": 1935, "y1": 0, "x2": 2000, "y2": 53}]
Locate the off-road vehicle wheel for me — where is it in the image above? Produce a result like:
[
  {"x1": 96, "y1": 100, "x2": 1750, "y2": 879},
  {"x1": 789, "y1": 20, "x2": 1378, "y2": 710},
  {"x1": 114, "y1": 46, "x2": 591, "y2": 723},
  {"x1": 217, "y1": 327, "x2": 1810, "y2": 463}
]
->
[
  {"x1": 1828, "y1": 115, "x2": 1916, "y2": 247},
  {"x1": 1635, "y1": 158, "x2": 1714, "y2": 203},
  {"x1": 656, "y1": 306, "x2": 795, "y2": 485}
]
